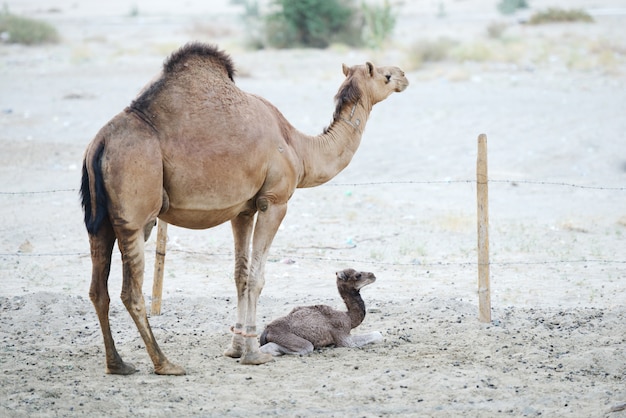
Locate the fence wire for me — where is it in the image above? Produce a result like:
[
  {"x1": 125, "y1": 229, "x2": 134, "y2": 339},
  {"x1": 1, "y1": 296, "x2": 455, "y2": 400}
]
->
[
  {"x1": 1, "y1": 179, "x2": 625, "y2": 194},
  {"x1": 1, "y1": 178, "x2": 624, "y2": 267},
  {"x1": 1, "y1": 249, "x2": 625, "y2": 268}
]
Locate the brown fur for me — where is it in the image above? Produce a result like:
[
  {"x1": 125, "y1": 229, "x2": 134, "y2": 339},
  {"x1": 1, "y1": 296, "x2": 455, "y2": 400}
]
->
[
  {"x1": 80, "y1": 43, "x2": 407, "y2": 375},
  {"x1": 163, "y1": 42, "x2": 235, "y2": 78}
]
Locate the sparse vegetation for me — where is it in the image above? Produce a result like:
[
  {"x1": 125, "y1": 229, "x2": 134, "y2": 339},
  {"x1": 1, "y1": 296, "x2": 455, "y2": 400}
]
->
[
  {"x1": 406, "y1": 26, "x2": 625, "y2": 74},
  {"x1": 361, "y1": 0, "x2": 396, "y2": 49},
  {"x1": 233, "y1": 0, "x2": 265, "y2": 50},
  {"x1": 486, "y1": 21, "x2": 509, "y2": 39},
  {"x1": 0, "y1": 7, "x2": 59, "y2": 45},
  {"x1": 450, "y1": 41, "x2": 495, "y2": 63},
  {"x1": 234, "y1": 0, "x2": 396, "y2": 49},
  {"x1": 407, "y1": 37, "x2": 457, "y2": 68},
  {"x1": 528, "y1": 8, "x2": 594, "y2": 25}
]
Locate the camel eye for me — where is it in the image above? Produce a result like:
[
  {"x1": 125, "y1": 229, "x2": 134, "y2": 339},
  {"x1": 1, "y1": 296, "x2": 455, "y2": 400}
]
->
[
  {"x1": 356, "y1": 272, "x2": 362, "y2": 279},
  {"x1": 385, "y1": 74, "x2": 391, "y2": 83}
]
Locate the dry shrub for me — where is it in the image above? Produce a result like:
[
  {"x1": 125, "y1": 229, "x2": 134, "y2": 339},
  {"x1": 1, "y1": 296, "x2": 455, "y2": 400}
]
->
[
  {"x1": 487, "y1": 22, "x2": 509, "y2": 39},
  {"x1": 0, "y1": 8, "x2": 59, "y2": 45},
  {"x1": 528, "y1": 8, "x2": 594, "y2": 25},
  {"x1": 407, "y1": 37, "x2": 457, "y2": 69}
]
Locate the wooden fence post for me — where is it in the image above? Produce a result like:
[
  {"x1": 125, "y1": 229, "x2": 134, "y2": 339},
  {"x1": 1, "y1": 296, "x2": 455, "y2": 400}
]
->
[
  {"x1": 476, "y1": 134, "x2": 491, "y2": 322},
  {"x1": 151, "y1": 219, "x2": 168, "y2": 316}
]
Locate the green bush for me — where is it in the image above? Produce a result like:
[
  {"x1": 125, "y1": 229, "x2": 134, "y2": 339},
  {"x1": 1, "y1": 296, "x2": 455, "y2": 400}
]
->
[
  {"x1": 497, "y1": 0, "x2": 528, "y2": 15},
  {"x1": 0, "y1": 8, "x2": 59, "y2": 45},
  {"x1": 361, "y1": 0, "x2": 396, "y2": 49},
  {"x1": 528, "y1": 8, "x2": 594, "y2": 24},
  {"x1": 236, "y1": 0, "x2": 397, "y2": 49},
  {"x1": 264, "y1": 0, "x2": 361, "y2": 48}
]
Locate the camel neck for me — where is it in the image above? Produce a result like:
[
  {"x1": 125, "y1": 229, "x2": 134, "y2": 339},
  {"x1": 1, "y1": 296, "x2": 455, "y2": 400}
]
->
[
  {"x1": 339, "y1": 287, "x2": 366, "y2": 329},
  {"x1": 295, "y1": 98, "x2": 372, "y2": 188}
]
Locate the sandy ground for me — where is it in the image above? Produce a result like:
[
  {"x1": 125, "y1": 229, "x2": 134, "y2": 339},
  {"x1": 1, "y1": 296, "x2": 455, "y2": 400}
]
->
[{"x1": 1, "y1": 1, "x2": 625, "y2": 416}]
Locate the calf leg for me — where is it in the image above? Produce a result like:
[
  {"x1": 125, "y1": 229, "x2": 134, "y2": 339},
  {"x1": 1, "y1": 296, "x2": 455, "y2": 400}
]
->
[
  {"x1": 260, "y1": 333, "x2": 315, "y2": 356},
  {"x1": 343, "y1": 331, "x2": 384, "y2": 348}
]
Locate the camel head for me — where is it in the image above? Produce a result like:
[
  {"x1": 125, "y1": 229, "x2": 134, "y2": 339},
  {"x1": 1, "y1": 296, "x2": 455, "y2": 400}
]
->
[
  {"x1": 341, "y1": 61, "x2": 408, "y2": 105},
  {"x1": 336, "y1": 268, "x2": 377, "y2": 291}
]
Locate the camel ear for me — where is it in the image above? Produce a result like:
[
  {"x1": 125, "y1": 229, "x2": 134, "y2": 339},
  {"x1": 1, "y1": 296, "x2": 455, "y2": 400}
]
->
[
  {"x1": 366, "y1": 61, "x2": 375, "y2": 77},
  {"x1": 336, "y1": 271, "x2": 347, "y2": 281},
  {"x1": 342, "y1": 63, "x2": 349, "y2": 77}
]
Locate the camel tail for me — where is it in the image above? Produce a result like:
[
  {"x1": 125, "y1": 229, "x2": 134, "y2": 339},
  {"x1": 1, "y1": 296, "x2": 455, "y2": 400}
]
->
[{"x1": 80, "y1": 140, "x2": 108, "y2": 235}]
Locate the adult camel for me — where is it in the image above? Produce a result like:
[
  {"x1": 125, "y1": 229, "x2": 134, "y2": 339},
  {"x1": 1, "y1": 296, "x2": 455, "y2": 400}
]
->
[{"x1": 81, "y1": 42, "x2": 408, "y2": 375}]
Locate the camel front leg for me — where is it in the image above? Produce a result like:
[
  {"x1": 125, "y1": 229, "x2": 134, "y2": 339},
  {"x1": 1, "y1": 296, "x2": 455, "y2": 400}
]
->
[
  {"x1": 240, "y1": 202, "x2": 287, "y2": 365},
  {"x1": 224, "y1": 212, "x2": 255, "y2": 358}
]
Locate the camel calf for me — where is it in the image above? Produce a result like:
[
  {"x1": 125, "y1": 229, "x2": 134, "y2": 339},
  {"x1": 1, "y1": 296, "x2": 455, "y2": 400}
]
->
[{"x1": 259, "y1": 269, "x2": 382, "y2": 356}]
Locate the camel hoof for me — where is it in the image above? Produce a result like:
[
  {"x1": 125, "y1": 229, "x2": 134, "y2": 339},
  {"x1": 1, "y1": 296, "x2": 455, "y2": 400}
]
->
[
  {"x1": 240, "y1": 351, "x2": 274, "y2": 365},
  {"x1": 155, "y1": 361, "x2": 186, "y2": 376},
  {"x1": 224, "y1": 333, "x2": 245, "y2": 358},
  {"x1": 106, "y1": 361, "x2": 137, "y2": 375},
  {"x1": 223, "y1": 346, "x2": 243, "y2": 359}
]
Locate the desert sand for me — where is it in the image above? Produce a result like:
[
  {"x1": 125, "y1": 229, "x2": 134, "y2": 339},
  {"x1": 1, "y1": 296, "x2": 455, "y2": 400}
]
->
[{"x1": 1, "y1": 0, "x2": 625, "y2": 416}]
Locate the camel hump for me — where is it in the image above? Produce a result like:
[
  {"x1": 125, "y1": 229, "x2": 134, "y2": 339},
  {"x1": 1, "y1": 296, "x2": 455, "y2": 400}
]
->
[
  {"x1": 163, "y1": 42, "x2": 236, "y2": 81},
  {"x1": 130, "y1": 43, "x2": 237, "y2": 115}
]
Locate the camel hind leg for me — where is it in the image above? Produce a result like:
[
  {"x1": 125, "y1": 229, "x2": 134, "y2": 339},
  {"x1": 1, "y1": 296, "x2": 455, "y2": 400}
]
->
[
  {"x1": 116, "y1": 229, "x2": 185, "y2": 375},
  {"x1": 101, "y1": 127, "x2": 184, "y2": 375},
  {"x1": 88, "y1": 217, "x2": 136, "y2": 375}
]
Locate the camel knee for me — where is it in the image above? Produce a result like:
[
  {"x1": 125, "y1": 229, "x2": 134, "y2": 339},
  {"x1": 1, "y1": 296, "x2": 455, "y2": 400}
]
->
[
  {"x1": 88, "y1": 265, "x2": 112, "y2": 310},
  {"x1": 88, "y1": 226, "x2": 115, "y2": 307},
  {"x1": 246, "y1": 274, "x2": 265, "y2": 297},
  {"x1": 117, "y1": 235, "x2": 146, "y2": 309},
  {"x1": 233, "y1": 269, "x2": 248, "y2": 295},
  {"x1": 120, "y1": 291, "x2": 145, "y2": 313},
  {"x1": 247, "y1": 282, "x2": 263, "y2": 298},
  {"x1": 120, "y1": 291, "x2": 132, "y2": 310},
  {"x1": 89, "y1": 288, "x2": 110, "y2": 307}
]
